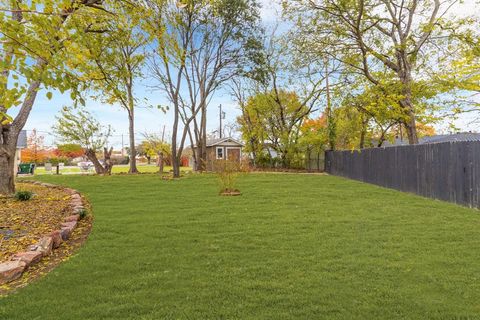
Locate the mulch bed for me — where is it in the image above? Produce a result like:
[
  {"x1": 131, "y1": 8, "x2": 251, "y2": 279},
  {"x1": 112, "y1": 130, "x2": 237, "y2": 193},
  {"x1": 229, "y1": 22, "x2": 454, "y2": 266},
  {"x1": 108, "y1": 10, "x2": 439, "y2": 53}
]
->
[
  {"x1": 0, "y1": 183, "x2": 74, "y2": 262},
  {"x1": 0, "y1": 183, "x2": 93, "y2": 295}
]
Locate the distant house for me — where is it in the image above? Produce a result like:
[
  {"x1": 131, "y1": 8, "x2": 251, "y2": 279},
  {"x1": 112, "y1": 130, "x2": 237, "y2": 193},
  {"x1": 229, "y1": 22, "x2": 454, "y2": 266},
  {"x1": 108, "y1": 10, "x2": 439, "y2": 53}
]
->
[
  {"x1": 192, "y1": 137, "x2": 244, "y2": 171},
  {"x1": 15, "y1": 130, "x2": 27, "y2": 173},
  {"x1": 384, "y1": 132, "x2": 480, "y2": 147}
]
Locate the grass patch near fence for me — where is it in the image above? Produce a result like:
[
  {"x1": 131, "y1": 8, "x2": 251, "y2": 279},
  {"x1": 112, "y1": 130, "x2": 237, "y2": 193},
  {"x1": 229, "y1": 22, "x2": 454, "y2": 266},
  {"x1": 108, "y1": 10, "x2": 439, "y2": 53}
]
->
[
  {"x1": 1, "y1": 173, "x2": 479, "y2": 319},
  {"x1": 33, "y1": 164, "x2": 191, "y2": 175}
]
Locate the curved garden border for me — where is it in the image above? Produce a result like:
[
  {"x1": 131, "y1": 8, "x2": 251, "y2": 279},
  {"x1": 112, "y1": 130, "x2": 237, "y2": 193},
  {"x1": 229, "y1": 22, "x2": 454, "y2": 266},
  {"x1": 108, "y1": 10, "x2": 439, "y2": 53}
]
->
[{"x1": 0, "y1": 181, "x2": 89, "y2": 285}]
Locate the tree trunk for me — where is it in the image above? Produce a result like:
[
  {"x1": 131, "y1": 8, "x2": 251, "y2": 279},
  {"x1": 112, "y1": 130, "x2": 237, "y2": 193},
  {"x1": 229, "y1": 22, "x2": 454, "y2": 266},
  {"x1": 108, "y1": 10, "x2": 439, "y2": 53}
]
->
[
  {"x1": 359, "y1": 127, "x2": 366, "y2": 150},
  {"x1": 0, "y1": 149, "x2": 15, "y2": 195},
  {"x1": 197, "y1": 104, "x2": 208, "y2": 171},
  {"x1": 172, "y1": 142, "x2": 180, "y2": 178},
  {"x1": 191, "y1": 149, "x2": 198, "y2": 171},
  {"x1": 399, "y1": 69, "x2": 419, "y2": 145},
  {"x1": 404, "y1": 110, "x2": 419, "y2": 145},
  {"x1": 172, "y1": 102, "x2": 180, "y2": 178},
  {"x1": 172, "y1": 156, "x2": 180, "y2": 177},
  {"x1": 85, "y1": 149, "x2": 105, "y2": 174},
  {"x1": 84, "y1": 148, "x2": 113, "y2": 175},
  {"x1": 128, "y1": 110, "x2": 138, "y2": 174},
  {"x1": 198, "y1": 141, "x2": 206, "y2": 171},
  {"x1": 377, "y1": 130, "x2": 387, "y2": 147},
  {"x1": 103, "y1": 147, "x2": 113, "y2": 175},
  {"x1": 186, "y1": 126, "x2": 198, "y2": 171},
  {"x1": 359, "y1": 113, "x2": 369, "y2": 149},
  {"x1": 158, "y1": 152, "x2": 164, "y2": 174},
  {"x1": 85, "y1": 149, "x2": 106, "y2": 175},
  {"x1": 0, "y1": 80, "x2": 41, "y2": 195}
]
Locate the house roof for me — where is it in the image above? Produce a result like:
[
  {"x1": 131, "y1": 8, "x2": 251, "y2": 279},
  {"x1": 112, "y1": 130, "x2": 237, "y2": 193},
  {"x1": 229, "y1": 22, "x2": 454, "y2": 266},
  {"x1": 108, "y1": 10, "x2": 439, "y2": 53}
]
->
[
  {"x1": 206, "y1": 137, "x2": 244, "y2": 147},
  {"x1": 16, "y1": 130, "x2": 27, "y2": 149},
  {"x1": 421, "y1": 133, "x2": 480, "y2": 144},
  {"x1": 384, "y1": 133, "x2": 480, "y2": 147}
]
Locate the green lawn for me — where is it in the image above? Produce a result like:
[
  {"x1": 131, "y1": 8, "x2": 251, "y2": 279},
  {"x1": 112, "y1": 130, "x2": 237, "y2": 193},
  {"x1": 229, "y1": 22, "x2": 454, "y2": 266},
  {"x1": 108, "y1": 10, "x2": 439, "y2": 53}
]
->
[
  {"x1": 34, "y1": 164, "x2": 191, "y2": 175},
  {"x1": 1, "y1": 173, "x2": 480, "y2": 319}
]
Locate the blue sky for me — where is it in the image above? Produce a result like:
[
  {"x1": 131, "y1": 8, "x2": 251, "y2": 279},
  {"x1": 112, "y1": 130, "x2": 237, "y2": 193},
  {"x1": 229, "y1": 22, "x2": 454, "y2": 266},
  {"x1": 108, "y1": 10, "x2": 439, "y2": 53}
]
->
[{"x1": 19, "y1": 0, "x2": 480, "y2": 149}]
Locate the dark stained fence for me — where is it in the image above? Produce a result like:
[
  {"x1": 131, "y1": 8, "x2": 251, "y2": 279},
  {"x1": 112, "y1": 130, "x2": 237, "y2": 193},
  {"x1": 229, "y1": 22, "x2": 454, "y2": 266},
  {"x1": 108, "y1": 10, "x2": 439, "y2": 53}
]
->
[{"x1": 325, "y1": 141, "x2": 480, "y2": 208}]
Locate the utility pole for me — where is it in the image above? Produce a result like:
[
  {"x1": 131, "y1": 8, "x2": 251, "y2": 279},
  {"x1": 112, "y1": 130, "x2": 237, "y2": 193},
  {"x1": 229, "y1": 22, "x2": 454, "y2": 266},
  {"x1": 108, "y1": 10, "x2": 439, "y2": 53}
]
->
[
  {"x1": 219, "y1": 104, "x2": 226, "y2": 139},
  {"x1": 324, "y1": 57, "x2": 331, "y2": 125},
  {"x1": 121, "y1": 134, "x2": 125, "y2": 156},
  {"x1": 161, "y1": 125, "x2": 166, "y2": 142},
  {"x1": 324, "y1": 56, "x2": 335, "y2": 151}
]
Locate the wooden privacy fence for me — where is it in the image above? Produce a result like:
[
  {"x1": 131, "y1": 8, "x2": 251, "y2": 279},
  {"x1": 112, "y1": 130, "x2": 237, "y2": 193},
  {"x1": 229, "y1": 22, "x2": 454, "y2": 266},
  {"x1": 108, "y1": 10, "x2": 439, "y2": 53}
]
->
[{"x1": 325, "y1": 141, "x2": 480, "y2": 208}]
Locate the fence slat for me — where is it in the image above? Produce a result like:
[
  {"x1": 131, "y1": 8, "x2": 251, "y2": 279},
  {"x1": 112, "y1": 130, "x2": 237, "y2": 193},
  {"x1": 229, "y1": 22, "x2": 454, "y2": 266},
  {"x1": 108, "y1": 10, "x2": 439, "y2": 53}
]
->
[{"x1": 324, "y1": 141, "x2": 480, "y2": 208}]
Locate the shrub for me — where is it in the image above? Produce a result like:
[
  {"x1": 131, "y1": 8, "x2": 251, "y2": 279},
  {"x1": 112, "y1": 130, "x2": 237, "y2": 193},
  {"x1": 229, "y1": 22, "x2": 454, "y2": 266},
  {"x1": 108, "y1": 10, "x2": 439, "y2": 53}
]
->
[
  {"x1": 78, "y1": 209, "x2": 88, "y2": 220},
  {"x1": 111, "y1": 156, "x2": 130, "y2": 165},
  {"x1": 47, "y1": 157, "x2": 70, "y2": 166},
  {"x1": 15, "y1": 190, "x2": 34, "y2": 201},
  {"x1": 255, "y1": 153, "x2": 281, "y2": 168},
  {"x1": 54, "y1": 143, "x2": 84, "y2": 159},
  {"x1": 213, "y1": 159, "x2": 249, "y2": 194}
]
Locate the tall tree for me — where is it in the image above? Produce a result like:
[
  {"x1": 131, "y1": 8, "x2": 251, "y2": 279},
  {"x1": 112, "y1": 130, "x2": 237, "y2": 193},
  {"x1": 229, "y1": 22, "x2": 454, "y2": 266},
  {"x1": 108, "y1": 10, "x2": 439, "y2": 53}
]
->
[
  {"x1": 340, "y1": 75, "x2": 440, "y2": 147},
  {"x1": 238, "y1": 90, "x2": 312, "y2": 167},
  {"x1": 285, "y1": 0, "x2": 467, "y2": 144},
  {"x1": 0, "y1": 0, "x2": 109, "y2": 194},
  {"x1": 146, "y1": 0, "x2": 261, "y2": 176},
  {"x1": 235, "y1": 30, "x2": 328, "y2": 167},
  {"x1": 74, "y1": 2, "x2": 147, "y2": 174}
]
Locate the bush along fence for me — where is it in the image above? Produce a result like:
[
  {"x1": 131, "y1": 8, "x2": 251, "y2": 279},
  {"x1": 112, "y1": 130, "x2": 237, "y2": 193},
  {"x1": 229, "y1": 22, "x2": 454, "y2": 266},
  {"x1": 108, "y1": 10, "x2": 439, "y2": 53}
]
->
[{"x1": 325, "y1": 141, "x2": 480, "y2": 209}]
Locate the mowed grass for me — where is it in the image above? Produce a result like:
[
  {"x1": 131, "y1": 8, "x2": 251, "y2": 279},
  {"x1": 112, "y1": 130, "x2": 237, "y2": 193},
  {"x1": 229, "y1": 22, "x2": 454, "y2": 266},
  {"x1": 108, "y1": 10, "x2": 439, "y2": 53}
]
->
[
  {"x1": 34, "y1": 164, "x2": 191, "y2": 175},
  {"x1": 1, "y1": 173, "x2": 480, "y2": 319}
]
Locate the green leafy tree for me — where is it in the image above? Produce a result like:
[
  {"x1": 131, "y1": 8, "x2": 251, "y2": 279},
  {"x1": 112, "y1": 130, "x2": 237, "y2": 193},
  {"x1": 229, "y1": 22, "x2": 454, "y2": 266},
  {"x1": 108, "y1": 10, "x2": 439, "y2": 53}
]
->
[
  {"x1": 0, "y1": 0, "x2": 110, "y2": 194},
  {"x1": 284, "y1": 0, "x2": 471, "y2": 144},
  {"x1": 298, "y1": 116, "x2": 328, "y2": 169},
  {"x1": 234, "y1": 29, "x2": 328, "y2": 167},
  {"x1": 136, "y1": 142, "x2": 155, "y2": 165},
  {"x1": 329, "y1": 78, "x2": 441, "y2": 150},
  {"x1": 55, "y1": 143, "x2": 84, "y2": 159},
  {"x1": 53, "y1": 106, "x2": 113, "y2": 175},
  {"x1": 141, "y1": 133, "x2": 171, "y2": 173},
  {"x1": 436, "y1": 27, "x2": 480, "y2": 117},
  {"x1": 73, "y1": 2, "x2": 148, "y2": 174},
  {"x1": 238, "y1": 90, "x2": 310, "y2": 168}
]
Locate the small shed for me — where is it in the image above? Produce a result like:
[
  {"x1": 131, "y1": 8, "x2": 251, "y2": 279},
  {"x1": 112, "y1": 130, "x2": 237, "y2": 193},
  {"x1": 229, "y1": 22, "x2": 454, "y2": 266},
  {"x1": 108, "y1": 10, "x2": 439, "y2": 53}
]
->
[{"x1": 193, "y1": 137, "x2": 244, "y2": 171}]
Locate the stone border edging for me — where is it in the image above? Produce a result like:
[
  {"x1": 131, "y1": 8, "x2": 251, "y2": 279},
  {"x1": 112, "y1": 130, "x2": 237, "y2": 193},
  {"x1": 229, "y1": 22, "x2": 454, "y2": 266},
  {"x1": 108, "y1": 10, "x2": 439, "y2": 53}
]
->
[{"x1": 0, "y1": 181, "x2": 87, "y2": 285}]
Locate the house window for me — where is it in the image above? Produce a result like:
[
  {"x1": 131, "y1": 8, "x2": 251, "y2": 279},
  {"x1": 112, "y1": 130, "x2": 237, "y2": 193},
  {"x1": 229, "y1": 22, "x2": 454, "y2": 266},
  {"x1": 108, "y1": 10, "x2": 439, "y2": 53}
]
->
[{"x1": 216, "y1": 147, "x2": 224, "y2": 159}]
